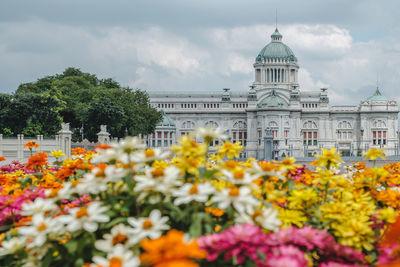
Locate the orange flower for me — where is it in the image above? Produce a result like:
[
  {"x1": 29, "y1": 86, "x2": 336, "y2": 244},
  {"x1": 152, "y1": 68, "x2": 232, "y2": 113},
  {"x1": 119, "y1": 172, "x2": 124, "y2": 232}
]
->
[
  {"x1": 380, "y1": 215, "x2": 400, "y2": 247},
  {"x1": 95, "y1": 143, "x2": 113, "y2": 150},
  {"x1": 140, "y1": 229, "x2": 206, "y2": 267},
  {"x1": 72, "y1": 147, "x2": 86, "y2": 156},
  {"x1": 205, "y1": 206, "x2": 226, "y2": 217},
  {"x1": 24, "y1": 141, "x2": 40, "y2": 149},
  {"x1": 0, "y1": 156, "x2": 5, "y2": 161},
  {"x1": 26, "y1": 152, "x2": 48, "y2": 171}
]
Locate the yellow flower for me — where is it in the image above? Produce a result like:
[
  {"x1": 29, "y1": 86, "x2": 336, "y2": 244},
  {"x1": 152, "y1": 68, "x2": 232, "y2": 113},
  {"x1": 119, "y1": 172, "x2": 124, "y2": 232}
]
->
[
  {"x1": 312, "y1": 147, "x2": 342, "y2": 169},
  {"x1": 278, "y1": 209, "x2": 307, "y2": 228},
  {"x1": 152, "y1": 160, "x2": 169, "y2": 169},
  {"x1": 217, "y1": 141, "x2": 242, "y2": 159},
  {"x1": 319, "y1": 201, "x2": 352, "y2": 223},
  {"x1": 287, "y1": 188, "x2": 319, "y2": 210},
  {"x1": 362, "y1": 148, "x2": 386, "y2": 161},
  {"x1": 333, "y1": 217, "x2": 374, "y2": 251},
  {"x1": 50, "y1": 150, "x2": 65, "y2": 159},
  {"x1": 378, "y1": 207, "x2": 398, "y2": 224},
  {"x1": 275, "y1": 157, "x2": 302, "y2": 171}
]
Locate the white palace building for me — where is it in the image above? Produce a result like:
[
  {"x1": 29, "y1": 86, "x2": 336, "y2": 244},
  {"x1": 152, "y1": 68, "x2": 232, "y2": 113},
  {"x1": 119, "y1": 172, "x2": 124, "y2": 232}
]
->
[{"x1": 148, "y1": 28, "x2": 399, "y2": 159}]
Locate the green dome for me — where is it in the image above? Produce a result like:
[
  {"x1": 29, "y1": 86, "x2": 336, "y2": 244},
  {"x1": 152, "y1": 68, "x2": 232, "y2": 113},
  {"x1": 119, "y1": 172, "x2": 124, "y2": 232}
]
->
[
  {"x1": 256, "y1": 29, "x2": 297, "y2": 62},
  {"x1": 368, "y1": 88, "x2": 388, "y2": 101},
  {"x1": 258, "y1": 89, "x2": 288, "y2": 108},
  {"x1": 157, "y1": 110, "x2": 176, "y2": 127}
]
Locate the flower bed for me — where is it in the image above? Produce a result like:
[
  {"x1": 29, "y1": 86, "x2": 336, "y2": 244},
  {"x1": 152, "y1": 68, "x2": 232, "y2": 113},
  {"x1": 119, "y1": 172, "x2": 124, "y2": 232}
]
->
[{"x1": 0, "y1": 132, "x2": 400, "y2": 266}]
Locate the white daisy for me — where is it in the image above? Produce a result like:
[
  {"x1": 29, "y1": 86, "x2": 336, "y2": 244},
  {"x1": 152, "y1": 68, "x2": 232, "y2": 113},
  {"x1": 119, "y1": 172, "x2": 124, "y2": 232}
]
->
[
  {"x1": 95, "y1": 224, "x2": 137, "y2": 253},
  {"x1": 0, "y1": 237, "x2": 26, "y2": 256},
  {"x1": 127, "y1": 209, "x2": 170, "y2": 241},
  {"x1": 130, "y1": 148, "x2": 169, "y2": 163},
  {"x1": 21, "y1": 197, "x2": 57, "y2": 216},
  {"x1": 57, "y1": 202, "x2": 109, "y2": 233},
  {"x1": 92, "y1": 244, "x2": 140, "y2": 267},
  {"x1": 134, "y1": 166, "x2": 182, "y2": 200},
  {"x1": 211, "y1": 186, "x2": 260, "y2": 214},
  {"x1": 91, "y1": 147, "x2": 122, "y2": 164},
  {"x1": 220, "y1": 169, "x2": 259, "y2": 185},
  {"x1": 19, "y1": 214, "x2": 62, "y2": 248},
  {"x1": 173, "y1": 182, "x2": 215, "y2": 205},
  {"x1": 195, "y1": 127, "x2": 227, "y2": 143},
  {"x1": 114, "y1": 136, "x2": 146, "y2": 154},
  {"x1": 235, "y1": 207, "x2": 281, "y2": 232}
]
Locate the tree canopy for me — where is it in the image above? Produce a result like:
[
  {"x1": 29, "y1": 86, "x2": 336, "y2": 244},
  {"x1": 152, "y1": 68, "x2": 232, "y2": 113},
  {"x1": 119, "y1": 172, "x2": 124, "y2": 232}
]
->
[{"x1": 7, "y1": 67, "x2": 161, "y2": 141}]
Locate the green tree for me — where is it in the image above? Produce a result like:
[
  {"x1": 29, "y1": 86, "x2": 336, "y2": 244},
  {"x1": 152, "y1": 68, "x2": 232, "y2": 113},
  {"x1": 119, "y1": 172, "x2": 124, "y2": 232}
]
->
[
  {"x1": 15, "y1": 67, "x2": 161, "y2": 140},
  {"x1": 6, "y1": 93, "x2": 62, "y2": 136},
  {"x1": 84, "y1": 98, "x2": 125, "y2": 142}
]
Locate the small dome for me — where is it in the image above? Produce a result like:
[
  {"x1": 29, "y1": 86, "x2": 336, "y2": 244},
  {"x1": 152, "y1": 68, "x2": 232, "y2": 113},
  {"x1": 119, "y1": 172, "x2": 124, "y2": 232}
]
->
[
  {"x1": 256, "y1": 28, "x2": 297, "y2": 62},
  {"x1": 157, "y1": 110, "x2": 176, "y2": 127},
  {"x1": 258, "y1": 89, "x2": 288, "y2": 108},
  {"x1": 368, "y1": 88, "x2": 388, "y2": 101}
]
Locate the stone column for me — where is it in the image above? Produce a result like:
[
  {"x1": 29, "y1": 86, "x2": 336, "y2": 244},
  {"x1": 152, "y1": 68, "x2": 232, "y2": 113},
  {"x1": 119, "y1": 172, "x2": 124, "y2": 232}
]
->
[
  {"x1": 97, "y1": 125, "x2": 111, "y2": 144},
  {"x1": 246, "y1": 112, "x2": 258, "y2": 159},
  {"x1": 263, "y1": 128, "x2": 273, "y2": 161},
  {"x1": 58, "y1": 123, "x2": 72, "y2": 158}
]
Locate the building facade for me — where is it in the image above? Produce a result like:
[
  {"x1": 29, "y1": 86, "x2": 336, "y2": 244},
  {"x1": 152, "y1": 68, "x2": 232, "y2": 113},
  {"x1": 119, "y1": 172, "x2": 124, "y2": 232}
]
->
[{"x1": 148, "y1": 28, "x2": 399, "y2": 159}]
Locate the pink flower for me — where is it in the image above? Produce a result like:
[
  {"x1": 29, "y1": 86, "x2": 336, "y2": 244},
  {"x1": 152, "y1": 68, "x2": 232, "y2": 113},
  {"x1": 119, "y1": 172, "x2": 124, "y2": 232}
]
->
[{"x1": 266, "y1": 245, "x2": 308, "y2": 267}]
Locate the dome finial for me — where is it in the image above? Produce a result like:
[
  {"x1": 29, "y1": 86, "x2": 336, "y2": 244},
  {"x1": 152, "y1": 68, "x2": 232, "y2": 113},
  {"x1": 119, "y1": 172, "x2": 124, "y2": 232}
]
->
[{"x1": 271, "y1": 9, "x2": 282, "y2": 42}]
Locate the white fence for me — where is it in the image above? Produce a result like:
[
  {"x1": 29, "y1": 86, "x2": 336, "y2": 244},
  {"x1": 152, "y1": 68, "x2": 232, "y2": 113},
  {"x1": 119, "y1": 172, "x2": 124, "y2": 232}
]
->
[
  {"x1": 0, "y1": 123, "x2": 112, "y2": 165},
  {"x1": 0, "y1": 123, "x2": 73, "y2": 164}
]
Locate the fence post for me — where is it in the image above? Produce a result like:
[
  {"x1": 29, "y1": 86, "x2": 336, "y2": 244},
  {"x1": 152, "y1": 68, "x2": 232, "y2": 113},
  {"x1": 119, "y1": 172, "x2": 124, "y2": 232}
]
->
[
  {"x1": 0, "y1": 134, "x2": 2, "y2": 157},
  {"x1": 97, "y1": 125, "x2": 110, "y2": 144},
  {"x1": 17, "y1": 134, "x2": 24, "y2": 161},
  {"x1": 58, "y1": 123, "x2": 72, "y2": 158}
]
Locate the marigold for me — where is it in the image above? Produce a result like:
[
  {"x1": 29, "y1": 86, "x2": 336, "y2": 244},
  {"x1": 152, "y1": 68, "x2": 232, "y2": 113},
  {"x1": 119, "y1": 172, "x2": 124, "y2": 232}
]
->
[
  {"x1": 140, "y1": 229, "x2": 206, "y2": 267},
  {"x1": 26, "y1": 152, "x2": 48, "y2": 171},
  {"x1": 312, "y1": 147, "x2": 342, "y2": 169},
  {"x1": 217, "y1": 141, "x2": 242, "y2": 159},
  {"x1": 50, "y1": 150, "x2": 65, "y2": 159},
  {"x1": 24, "y1": 141, "x2": 40, "y2": 149},
  {"x1": 363, "y1": 148, "x2": 386, "y2": 161}
]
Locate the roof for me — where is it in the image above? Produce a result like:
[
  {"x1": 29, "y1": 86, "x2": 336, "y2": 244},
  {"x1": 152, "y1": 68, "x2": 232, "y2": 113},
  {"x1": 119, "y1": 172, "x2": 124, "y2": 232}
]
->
[
  {"x1": 157, "y1": 110, "x2": 176, "y2": 127},
  {"x1": 368, "y1": 87, "x2": 388, "y2": 101},
  {"x1": 258, "y1": 89, "x2": 288, "y2": 108},
  {"x1": 256, "y1": 28, "x2": 297, "y2": 62}
]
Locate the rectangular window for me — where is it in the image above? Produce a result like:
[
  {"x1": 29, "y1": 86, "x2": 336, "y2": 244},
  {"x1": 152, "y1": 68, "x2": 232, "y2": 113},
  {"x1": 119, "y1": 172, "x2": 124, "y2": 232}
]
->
[
  {"x1": 164, "y1": 132, "x2": 168, "y2": 138},
  {"x1": 157, "y1": 132, "x2": 161, "y2": 139}
]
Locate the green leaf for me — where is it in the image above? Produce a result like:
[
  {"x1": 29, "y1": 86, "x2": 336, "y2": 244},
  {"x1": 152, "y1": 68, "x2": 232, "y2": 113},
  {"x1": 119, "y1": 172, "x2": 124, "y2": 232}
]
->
[
  {"x1": 189, "y1": 213, "x2": 203, "y2": 237},
  {"x1": 41, "y1": 249, "x2": 53, "y2": 267},
  {"x1": 65, "y1": 239, "x2": 78, "y2": 254},
  {"x1": 256, "y1": 250, "x2": 266, "y2": 260},
  {"x1": 105, "y1": 217, "x2": 127, "y2": 228}
]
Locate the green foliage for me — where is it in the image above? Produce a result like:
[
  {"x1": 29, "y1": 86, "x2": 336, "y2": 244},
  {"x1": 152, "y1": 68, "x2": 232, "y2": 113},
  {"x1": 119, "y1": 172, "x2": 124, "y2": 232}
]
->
[
  {"x1": 0, "y1": 93, "x2": 62, "y2": 136},
  {"x1": 13, "y1": 67, "x2": 161, "y2": 141}
]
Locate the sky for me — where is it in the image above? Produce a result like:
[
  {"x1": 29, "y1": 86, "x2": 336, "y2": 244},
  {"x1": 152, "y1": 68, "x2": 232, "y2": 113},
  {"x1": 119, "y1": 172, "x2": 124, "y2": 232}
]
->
[{"x1": 1, "y1": 0, "x2": 400, "y2": 105}]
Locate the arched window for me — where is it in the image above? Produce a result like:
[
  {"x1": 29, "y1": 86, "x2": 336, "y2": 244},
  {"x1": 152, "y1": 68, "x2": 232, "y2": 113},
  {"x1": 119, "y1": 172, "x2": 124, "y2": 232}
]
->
[
  {"x1": 181, "y1": 121, "x2": 195, "y2": 136},
  {"x1": 302, "y1": 120, "x2": 318, "y2": 146},
  {"x1": 205, "y1": 121, "x2": 220, "y2": 146},
  {"x1": 205, "y1": 121, "x2": 219, "y2": 129},
  {"x1": 337, "y1": 120, "x2": 352, "y2": 140},
  {"x1": 232, "y1": 120, "x2": 247, "y2": 146},
  {"x1": 268, "y1": 121, "x2": 279, "y2": 138},
  {"x1": 372, "y1": 119, "x2": 387, "y2": 146}
]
